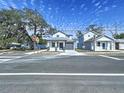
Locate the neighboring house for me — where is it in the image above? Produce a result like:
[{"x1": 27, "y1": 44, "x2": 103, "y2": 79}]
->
[
  {"x1": 83, "y1": 31, "x2": 97, "y2": 42},
  {"x1": 77, "y1": 36, "x2": 83, "y2": 49},
  {"x1": 83, "y1": 31, "x2": 115, "y2": 51},
  {"x1": 115, "y1": 39, "x2": 124, "y2": 50},
  {"x1": 47, "y1": 31, "x2": 77, "y2": 51},
  {"x1": 83, "y1": 31, "x2": 97, "y2": 49}
]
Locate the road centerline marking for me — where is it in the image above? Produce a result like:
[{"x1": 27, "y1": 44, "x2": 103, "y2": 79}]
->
[{"x1": 0, "y1": 73, "x2": 124, "y2": 76}]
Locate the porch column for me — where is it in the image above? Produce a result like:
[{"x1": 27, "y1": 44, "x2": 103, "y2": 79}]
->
[
  {"x1": 112, "y1": 41, "x2": 115, "y2": 50},
  {"x1": 55, "y1": 41, "x2": 58, "y2": 51},
  {"x1": 63, "y1": 41, "x2": 66, "y2": 51},
  {"x1": 47, "y1": 41, "x2": 52, "y2": 51},
  {"x1": 107, "y1": 42, "x2": 110, "y2": 50},
  {"x1": 94, "y1": 41, "x2": 97, "y2": 51}
]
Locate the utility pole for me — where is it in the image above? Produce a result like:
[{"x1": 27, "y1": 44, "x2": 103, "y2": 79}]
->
[{"x1": 93, "y1": 35, "x2": 96, "y2": 51}]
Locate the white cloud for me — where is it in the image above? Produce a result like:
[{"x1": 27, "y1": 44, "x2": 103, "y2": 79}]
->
[
  {"x1": 80, "y1": 4, "x2": 85, "y2": 9},
  {"x1": 48, "y1": 7, "x2": 52, "y2": 11},
  {"x1": 50, "y1": 15, "x2": 53, "y2": 19},
  {"x1": 39, "y1": 7, "x2": 44, "y2": 11},
  {"x1": 71, "y1": 7, "x2": 75, "y2": 11},
  {"x1": 112, "y1": 5, "x2": 117, "y2": 8},
  {"x1": 92, "y1": 0, "x2": 96, "y2": 3},
  {"x1": 23, "y1": 0, "x2": 28, "y2": 7},
  {"x1": 55, "y1": 7, "x2": 59, "y2": 13},
  {"x1": 8, "y1": 0, "x2": 17, "y2": 9},
  {"x1": 104, "y1": 7, "x2": 109, "y2": 11},
  {"x1": 102, "y1": 0, "x2": 108, "y2": 5},
  {"x1": 31, "y1": 0, "x2": 35, "y2": 6},
  {"x1": 0, "y1": 0, "x2": 8, "y2": 6},
  {"x1": 40, "y1": 0, "x2": 43, "y2": 4},
  {"x1": 97, "y1": 5, "x2": 102, "y2": 9},
  {"x1": 78, "y1": 12, "x2": 82, "y2": 15},
  {"x1": 94, "y1": 2, "x2": 101, "y2": 7}
]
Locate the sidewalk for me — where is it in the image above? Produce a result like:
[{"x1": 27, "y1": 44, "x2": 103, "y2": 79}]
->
[
  {"x1": 0, "y1": 50, "x2": 12, "y2": 55},
  {"x1": 76, "y1": 49, "x2": 124, "y2": 56},
  {"x1": 58, "y1": 50, "x2": 86, "y2": 56},
  {"x1": 0, "y1": 49, "x2": 10, "y2": 52},
  {"x1": 83, "y1": 51, "x2": 124, "y2": 56}
]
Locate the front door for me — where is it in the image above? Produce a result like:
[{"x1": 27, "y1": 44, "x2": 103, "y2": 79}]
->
[
  {"x1": 102, "y1": 43, "x2": 106, "y2": 49},
  {"x1": 59, "y1": 43, "x2": 63, "y2": 50}
]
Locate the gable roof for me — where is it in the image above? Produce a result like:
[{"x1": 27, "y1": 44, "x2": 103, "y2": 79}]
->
[
  {"x1": 54, "y1": 31, "x2": 68, "y2": 36},
  {"x1": 83, "y1": 31, "x2": 101, "y2": 35},
  {"x1": 84, "y1": 35, "x2": 115, "y2": 42},
  {"x1": 53, "y1": 31, "x2": 73, "y2": 38}
]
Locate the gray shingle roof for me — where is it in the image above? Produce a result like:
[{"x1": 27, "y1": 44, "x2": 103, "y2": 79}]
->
[{"x1": 47, "y1": 37, "x2": 75, "y2": 42}]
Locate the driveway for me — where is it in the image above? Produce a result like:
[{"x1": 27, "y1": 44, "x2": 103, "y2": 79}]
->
[{"x1": 58, "y1": 50, "x2": 86, "y2": 56}]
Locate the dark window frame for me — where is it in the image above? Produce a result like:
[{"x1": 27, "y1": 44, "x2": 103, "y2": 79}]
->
[
  {"x1": 97, "y1": 42, "x2": 100, "y2": 46},
  {"x1": 52, "y1": 42, "x2": 55, "y2": 47}
]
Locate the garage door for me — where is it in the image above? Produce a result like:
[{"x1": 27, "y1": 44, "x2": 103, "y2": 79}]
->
[
  {"x1": 119, "y1": 43, "x2": 124, "y2": 49},
  {"x1": 65, "y1": 42, "x2": 74, "y2": 50}
]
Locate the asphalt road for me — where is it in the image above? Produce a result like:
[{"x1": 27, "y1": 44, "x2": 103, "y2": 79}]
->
[
  {"x1": 0, "y1": 51, "x2": 124, "y2": 73},
  {"x1": 0, "y1": 51, "x2": 124, "y2": 93},
  {"x1": 0, "y1": 75, "x2": 124, "y2": 93}
]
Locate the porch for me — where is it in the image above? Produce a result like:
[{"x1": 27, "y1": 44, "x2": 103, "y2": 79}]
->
[
  {"x1": 47, "y1": 41, "x2": 75, "y2": 51},
  {"x1": 94, "y1": 41, "x2": 115, "y2": 51}
]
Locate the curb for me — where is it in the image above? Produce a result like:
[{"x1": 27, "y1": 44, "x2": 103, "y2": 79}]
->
[{"x1": 25, "y1": 50, "x2": 47, "y2": 55}]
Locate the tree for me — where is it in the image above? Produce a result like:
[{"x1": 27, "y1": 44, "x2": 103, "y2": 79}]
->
[
  {"x1": 114, "y1": 33, "x2": 124, "y2": 39},
  {"x1": 86, "y1": 24, "x2": 104, "y2": 35},
  {"x1": 0, "y1": 8, "x2": 56, "y2": 49},
  {"x1": 22, "y1": 8, "x2": 48, "y2": 35},
  {"x1": 76, "y1": 30, "x2": 83, "y2": 38},
  {"x1": 22, "y1": 8, "x2": 49, "y2": 49},
  {"x1": 0, "y1": 8, "x2": 33, "y2": 48},
  {"x1": 0, "y1": 8, "x2": 21, "y2": 48},
  {"x1": 108, "y1": 23, "x2": 120, "y2": 38},
  {"x1": 76, "y1": 31, "x2": 83, "y2": 49},
  {"x1": 48, "y1": 26, "x2": 58, "y2": 35}
]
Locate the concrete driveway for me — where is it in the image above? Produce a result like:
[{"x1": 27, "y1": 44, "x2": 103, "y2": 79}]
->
[{"x1": 58, "y1": 50, "x2": 86, "y2": 56}]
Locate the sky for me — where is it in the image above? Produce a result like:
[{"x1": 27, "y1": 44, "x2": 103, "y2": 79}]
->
[{"x1": 0, "y1": 0, "x2": 124, "y2": 33}]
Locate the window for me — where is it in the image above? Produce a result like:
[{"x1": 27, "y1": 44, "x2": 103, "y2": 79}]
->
[
  {"x1": 57, "y1": 35, "x2": 59, "y2": 37},
  {"x1": 97, "y1": 42, "x2": 100, "y2": 46},
  {"x1": 52, "y1": 42, "x2": 55, "y2": 47},
  {"x1": 88, "y1": 35, "x2": 90, "y2": 37}
]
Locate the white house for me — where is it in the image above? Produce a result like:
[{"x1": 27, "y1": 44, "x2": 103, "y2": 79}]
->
[
  {"x1": 83, "y1": 31, "x2": 115, "y2": 51},
  {"x1": 83, "y1": 31, "x2": 98, "y2": 42},
  {"x1": 47, "y1": 32, "x2": 77, "y2": 51}
]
